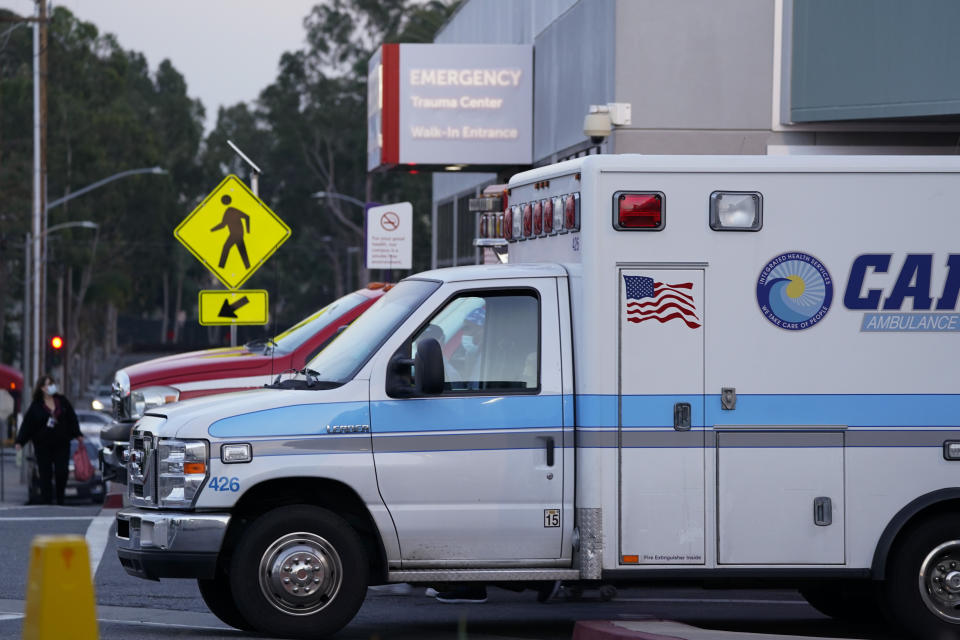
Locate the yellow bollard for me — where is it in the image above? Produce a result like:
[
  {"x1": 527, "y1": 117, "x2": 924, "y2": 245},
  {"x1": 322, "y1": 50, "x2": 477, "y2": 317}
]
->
[{"x1": 22, "y1": 535, "x2": 98, "y2": 640}]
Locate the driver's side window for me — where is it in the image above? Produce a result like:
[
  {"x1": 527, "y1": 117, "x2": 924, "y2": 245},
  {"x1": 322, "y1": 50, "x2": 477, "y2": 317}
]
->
[{"x1": 408, "y1": 291, "x2": 539, "y2": 394}]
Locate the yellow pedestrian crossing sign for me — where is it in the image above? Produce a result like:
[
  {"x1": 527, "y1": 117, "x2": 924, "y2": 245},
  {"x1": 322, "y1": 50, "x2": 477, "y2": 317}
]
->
[
  {"x1": 199, "y1": 290, "x2": 269, "y2": 326},
  {"x1": 175, "y1": 175, "x2": 291, "y2": 289}
]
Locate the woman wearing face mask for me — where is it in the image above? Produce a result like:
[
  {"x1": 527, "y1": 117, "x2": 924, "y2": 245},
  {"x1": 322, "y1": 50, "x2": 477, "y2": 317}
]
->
[{"x1": 15, "y1": 375, "x2": 83, "y2": 505}]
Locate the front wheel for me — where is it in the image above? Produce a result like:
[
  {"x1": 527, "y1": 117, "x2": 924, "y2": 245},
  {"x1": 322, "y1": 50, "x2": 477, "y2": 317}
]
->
[
  {"x1": 885, "y1": 513, "x2": 960, "y2": 640},
  {"x1": 198, "y1": 568, "x2": 254, "y2": 631},
  {"x1": 229, "y1": 505, "x2": 368, "y2": 639}
]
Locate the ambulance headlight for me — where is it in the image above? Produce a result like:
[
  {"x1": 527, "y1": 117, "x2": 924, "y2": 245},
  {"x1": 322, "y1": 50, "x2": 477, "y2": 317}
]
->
[
  {"x1": 130, "y1": 386, "x2": 180, "y2": 420},
  {"x1": 157, "y1": 438, "x2": 208, "y2": 507},
  {"x1": 710, "y1": 191, "x2": 762, "y2": 231}
]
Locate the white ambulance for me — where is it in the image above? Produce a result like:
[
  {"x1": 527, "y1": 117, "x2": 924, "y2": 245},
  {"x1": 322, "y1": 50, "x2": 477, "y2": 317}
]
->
[{"x1": 117, "y1": 155, "x2": 960, "y2": 639}]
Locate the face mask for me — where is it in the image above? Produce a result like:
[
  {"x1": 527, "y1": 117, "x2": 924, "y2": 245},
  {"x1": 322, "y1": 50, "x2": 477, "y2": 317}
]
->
[
  {"x1": 461, "y1": 335, "x2": 478, "y2": 354},
  {"x1": 45, "y1": 384, "x2": 57, "y2": 395}
]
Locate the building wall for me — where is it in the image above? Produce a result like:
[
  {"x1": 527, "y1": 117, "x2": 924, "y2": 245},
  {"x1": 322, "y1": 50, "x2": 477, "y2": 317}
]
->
[
  {"x1": 428, "y1": 0, "x2": 960, "y2": 268},
  {"x1": 533, "y1": 0, "x2": 616, "y2": 161},
  {"x1": 434, "y1": 0, "x2": 579, "y2": 45},
  {"x1": 610, "y1": 0, "x2": 775, "y2": 155},
  {"x1": 790, "y1": 0, "x2": 960, "y2": 122}
]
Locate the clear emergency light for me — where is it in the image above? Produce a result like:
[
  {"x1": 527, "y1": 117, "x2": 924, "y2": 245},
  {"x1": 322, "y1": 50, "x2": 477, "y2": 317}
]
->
[
  {"x1": 615, "y1": 192, "x2": 664, "y2": 230},
  {"x1": 533, "y1": 201, "x2": 543, "y2": 236},
  {"x1": 512, "y1": 205, "x2": 522, "y2": 239},
  {"x1": 552, "y1": 196, "x2": 563, "y2": 233},
  {"x1": 710, "y1": 191, "x2": 762, "y2": 231}
]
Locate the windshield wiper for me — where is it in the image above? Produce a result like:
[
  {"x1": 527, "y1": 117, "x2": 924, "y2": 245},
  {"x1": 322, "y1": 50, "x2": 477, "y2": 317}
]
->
[
  {"x1": 267, "y1": 367, "x2": 334, "y2": 390},
  {"x1": 300, "y1": 367, "x2": 322, "y2": 386},
  {"x1": 245, "y1": 337, "x2": 278, "y2": 353}
]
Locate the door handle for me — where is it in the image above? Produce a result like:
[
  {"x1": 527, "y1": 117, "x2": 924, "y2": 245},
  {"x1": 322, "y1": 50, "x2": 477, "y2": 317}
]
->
[
  {"x1": 674, "y1": 402, "x2": 692, "y2": 431},
  {"x1": 814, "y1": 496, "x2": 833, "y2": 526},
  {"x1": 541, "y1": 436, "x2": 555, "y2": 467}
]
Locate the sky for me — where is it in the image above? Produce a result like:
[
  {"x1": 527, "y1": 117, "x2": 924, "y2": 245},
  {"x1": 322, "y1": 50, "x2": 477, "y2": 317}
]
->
[{"x1": 4, "y1": 0, "x2": 319, "y2": 130}]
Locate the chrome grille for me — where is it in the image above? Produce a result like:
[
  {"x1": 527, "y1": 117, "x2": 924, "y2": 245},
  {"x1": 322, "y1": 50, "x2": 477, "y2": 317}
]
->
[{"x1": 128, "y1": 431, "x2": 157, "y2": 506}]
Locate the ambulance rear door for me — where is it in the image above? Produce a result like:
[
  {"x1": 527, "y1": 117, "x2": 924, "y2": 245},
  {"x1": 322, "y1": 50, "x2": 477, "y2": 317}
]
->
[{"x1": 618, "y1": 266, "x2": 706, "y2": 566}]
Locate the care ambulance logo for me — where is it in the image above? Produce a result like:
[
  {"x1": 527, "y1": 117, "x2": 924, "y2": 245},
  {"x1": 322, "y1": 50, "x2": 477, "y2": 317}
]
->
[{"x1": 756, "y1": 252, "x2": 833, "y2": 331}]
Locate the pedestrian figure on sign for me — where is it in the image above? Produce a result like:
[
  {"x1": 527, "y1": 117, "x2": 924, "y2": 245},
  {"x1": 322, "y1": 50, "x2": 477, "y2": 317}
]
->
[{"x1": 211, "y1": 194, "x2": 251, "y2": 269}]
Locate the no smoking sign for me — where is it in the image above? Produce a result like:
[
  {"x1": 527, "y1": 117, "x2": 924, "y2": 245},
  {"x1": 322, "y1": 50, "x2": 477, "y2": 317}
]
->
[
  {"x1": 367, "y1": 202, "x2": 412, "y2": 270},
  {"x1": 380, "y1": 211, "x2": 400, "y2": 231}
]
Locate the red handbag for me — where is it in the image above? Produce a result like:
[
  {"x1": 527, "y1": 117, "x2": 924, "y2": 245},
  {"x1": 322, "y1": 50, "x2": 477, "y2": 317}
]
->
[{"x1": 73, "y1": 442, "x2": 95, "y2": 482}]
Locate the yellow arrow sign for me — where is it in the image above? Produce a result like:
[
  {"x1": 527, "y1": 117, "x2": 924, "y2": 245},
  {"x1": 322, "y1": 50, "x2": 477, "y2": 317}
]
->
[
  {"x1": 199, "y1": 290, "x2": 269, "y2": 326},
  {"x1": 175, "y1": 175, "x2": 291, "y2": 289}
]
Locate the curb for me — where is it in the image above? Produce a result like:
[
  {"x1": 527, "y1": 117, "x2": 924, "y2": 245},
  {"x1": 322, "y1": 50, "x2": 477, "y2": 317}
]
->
[{"x1": 573, "y1": 621, "x2": 687, "y2": 640}]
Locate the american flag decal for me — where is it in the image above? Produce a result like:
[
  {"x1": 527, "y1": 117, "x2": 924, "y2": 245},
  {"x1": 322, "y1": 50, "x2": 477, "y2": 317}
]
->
[{"x1": 624, "y1": 275, "x2": 701, "y2": 329}]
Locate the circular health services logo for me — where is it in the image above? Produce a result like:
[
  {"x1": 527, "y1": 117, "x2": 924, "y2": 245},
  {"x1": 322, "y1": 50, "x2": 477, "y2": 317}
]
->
[{"x1": 756, "y1": 252, "x2": 833, "y2": 330}]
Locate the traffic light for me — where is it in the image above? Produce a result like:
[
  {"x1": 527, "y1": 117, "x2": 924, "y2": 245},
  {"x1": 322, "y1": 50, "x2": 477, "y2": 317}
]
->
[{"x1": 47, "y1": 335, "x2": 64, "y2": 369}]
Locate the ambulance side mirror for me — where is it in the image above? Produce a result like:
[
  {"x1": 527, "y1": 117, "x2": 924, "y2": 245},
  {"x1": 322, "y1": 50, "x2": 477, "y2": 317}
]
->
[
  {"x1": 386, "y1": 351, "x2": 415, "y2": 398},
  {"x1": 414, "y1": 338, "x2": 445, "y2": 395}
]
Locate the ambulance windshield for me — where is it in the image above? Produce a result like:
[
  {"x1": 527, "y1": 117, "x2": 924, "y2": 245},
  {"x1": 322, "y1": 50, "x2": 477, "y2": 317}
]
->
[{"x1": 306, "y1": 279, "x2": 440, "y2": 383}]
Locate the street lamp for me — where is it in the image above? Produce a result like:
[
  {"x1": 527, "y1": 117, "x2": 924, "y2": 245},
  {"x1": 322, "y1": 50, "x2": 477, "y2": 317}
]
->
[
  {"x1": 23, "y1": 221, "x2": 99, "y2": 399},
  {"x1": 45, "y1": 167, "x2": 166, "y2": 211},
  {"x1": 28, "y1": 165, "x2": 164, "y2": 399}
]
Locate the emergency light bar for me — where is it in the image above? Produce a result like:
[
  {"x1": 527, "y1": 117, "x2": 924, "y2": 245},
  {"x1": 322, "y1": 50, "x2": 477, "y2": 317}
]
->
[{"x1": 504, "y1": 192, "x2": 580, "y2": 242}]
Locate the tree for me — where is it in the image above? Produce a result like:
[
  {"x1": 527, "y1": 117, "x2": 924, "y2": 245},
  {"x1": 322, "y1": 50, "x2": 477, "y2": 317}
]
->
[{"x1": 0, "y1": 7, "x2": 204, "y2": 394}]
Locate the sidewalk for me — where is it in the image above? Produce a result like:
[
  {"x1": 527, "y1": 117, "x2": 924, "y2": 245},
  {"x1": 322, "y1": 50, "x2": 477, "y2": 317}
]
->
[{"x1": 0, "y1": 449, "x2": 29, "y2": 507}]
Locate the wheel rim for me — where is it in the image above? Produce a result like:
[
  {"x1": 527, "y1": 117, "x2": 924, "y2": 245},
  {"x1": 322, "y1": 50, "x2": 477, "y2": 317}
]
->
[
  {"x1": 258, "y1": 531, "x2": 343, "y2": 616},
  {"x1": 919, "y1": 539, "x2": 960, "y2": 623}
]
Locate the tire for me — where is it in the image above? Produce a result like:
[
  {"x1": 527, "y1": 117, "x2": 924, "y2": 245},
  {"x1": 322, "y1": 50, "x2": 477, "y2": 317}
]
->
[
  {"x1": 598, "y1": 584, "x2": 617, "y2": 601},
  {"x1": 198, "y1": 568, "x2": 255, "y2": 631},
  {"x1": 799, "y1": 581, "x2": 880, "y2": 621},
  {"x1": 229, "y1": 505, "x2": 368, "y2": 639},
  {"x1": 884, "y1": 513, "x2": 960, "y2": 640}
]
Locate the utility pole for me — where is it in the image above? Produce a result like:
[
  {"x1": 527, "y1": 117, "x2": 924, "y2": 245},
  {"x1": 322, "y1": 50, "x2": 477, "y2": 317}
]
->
[
  {"x1": 30, "y1": 0, "x2": 48, "y2": 390},
  {"x1": 226, "y1": 140, "x2": 261, "y2": 347}
]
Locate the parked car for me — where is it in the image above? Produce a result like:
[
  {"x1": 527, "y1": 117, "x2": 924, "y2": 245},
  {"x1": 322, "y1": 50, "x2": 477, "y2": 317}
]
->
[
  {"x1": 76, "y1": 409, "x2": 112, "y2": 439},
  {"x1": 87, "y1": 384, "x2": 113, "y2": 413},
  {"x1": 26, "y1": 437, "x2": 105, "y2": 504},
  {"x1": 101, "y1": 284, "x2": 390, "y2": 483}
]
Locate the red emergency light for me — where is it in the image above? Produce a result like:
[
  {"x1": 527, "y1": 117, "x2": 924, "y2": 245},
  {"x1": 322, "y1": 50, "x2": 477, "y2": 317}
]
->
[
  {"x1": 617, "y1": 192, "x2": 663, "y2": 230},
  {"x1": 532, "y1": 201, "x2": 543, "y2": 236},
  {"x1": 503, "y1": 208, "x2": 513, "y2": 241},
  {"x1": 564, "y1": 194, "x2": 580, "y2": 231},
  {"x1": 522, "y1": 204, "x2": 532, "y2": 238},
  {"x1": 543, "y1": 199, "x2": 554, "y2": 234}
]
